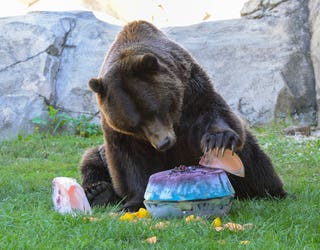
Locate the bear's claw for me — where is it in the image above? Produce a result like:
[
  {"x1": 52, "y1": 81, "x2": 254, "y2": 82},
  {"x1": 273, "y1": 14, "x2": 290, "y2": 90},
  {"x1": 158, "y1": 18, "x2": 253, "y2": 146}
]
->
[{"x1": 201, "y1": 131, "x2": 241, "y2": 156}]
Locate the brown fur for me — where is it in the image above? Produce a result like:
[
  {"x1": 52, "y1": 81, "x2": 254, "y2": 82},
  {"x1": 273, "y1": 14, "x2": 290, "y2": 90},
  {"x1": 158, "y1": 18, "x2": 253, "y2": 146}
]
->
[{"x1": 80, "y1": 21, "x2": 286, "y2": 211}]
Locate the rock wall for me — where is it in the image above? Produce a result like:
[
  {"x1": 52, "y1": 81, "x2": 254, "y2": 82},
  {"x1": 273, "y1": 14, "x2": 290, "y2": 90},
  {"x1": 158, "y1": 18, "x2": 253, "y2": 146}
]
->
[
  {"x1": 167, "y1": 0, "x2": 316, "y2": 125},
  {"x1": 239, "y1": 0, "x2": 317, "y2": 124},
  {"x1": 0, "y1": 0, "x2": 319, "y2": 141},
  {"x1": 309, "y1": 0, "x2": 320, "y2": 125},
  {"x1": 0, "y1": 12, "x2": 120, "y2": 140}
]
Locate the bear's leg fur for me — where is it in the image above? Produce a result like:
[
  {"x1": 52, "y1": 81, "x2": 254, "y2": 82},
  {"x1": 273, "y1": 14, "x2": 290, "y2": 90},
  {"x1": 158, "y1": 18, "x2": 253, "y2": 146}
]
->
[
  {"x1": 228, "y1": 132, "x2": 287, "y2": 199},
  {"x1": 79, "y1": 145, "x2": 120, "y2": 206}
]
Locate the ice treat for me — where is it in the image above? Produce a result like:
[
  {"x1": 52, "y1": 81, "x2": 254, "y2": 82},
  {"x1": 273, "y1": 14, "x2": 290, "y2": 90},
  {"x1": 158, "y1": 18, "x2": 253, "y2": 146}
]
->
[
  {"x1": 52, "y1": 177, "x2": 91, "y2": 215},
  {"x1": 144, "y1": 166, "x2": 234, "y2": 218}
]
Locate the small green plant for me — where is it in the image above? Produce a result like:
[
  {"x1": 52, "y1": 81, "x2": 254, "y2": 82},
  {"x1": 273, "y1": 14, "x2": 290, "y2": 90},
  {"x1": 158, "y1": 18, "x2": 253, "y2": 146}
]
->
[
  {"x1": 47, "y1": 105, "x2": 72, "y2": 134},
  {"x1": 70, "y1": 115, "x2": 102, "y2": 137},
  {"x1": 32, "y1": 105, "x2": 101, "y2": 137},
  {"x1": 32, "y1": 105, "x2": 71, "y2": 135}
]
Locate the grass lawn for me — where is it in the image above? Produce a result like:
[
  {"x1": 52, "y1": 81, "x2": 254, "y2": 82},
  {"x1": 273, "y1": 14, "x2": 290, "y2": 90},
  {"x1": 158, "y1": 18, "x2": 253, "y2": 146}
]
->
[{"x1": 0, "y1": 128, "x2": 319, "y2": 249}]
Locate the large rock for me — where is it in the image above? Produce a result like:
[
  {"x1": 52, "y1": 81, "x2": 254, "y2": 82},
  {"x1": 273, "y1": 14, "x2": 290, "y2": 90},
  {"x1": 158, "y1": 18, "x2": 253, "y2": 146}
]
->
[
  {"x1": 309, "y1": 0, "x2": 320, "y2": 125},
  {"x1": 167, "y1": 0, "x2": 316, "y2": 125},
  {"x1": 52, "y1": 13, "x2": 120, "y2": 115},
  {"x1": 0, "y1": 11, "x2": 120, "y2": 140},
  {"x1": 0, "y1": 0, "x2": 318, "y2": 140},
  {"x1": 0, "y1": 13, "x2": 60, "y2": 139}
]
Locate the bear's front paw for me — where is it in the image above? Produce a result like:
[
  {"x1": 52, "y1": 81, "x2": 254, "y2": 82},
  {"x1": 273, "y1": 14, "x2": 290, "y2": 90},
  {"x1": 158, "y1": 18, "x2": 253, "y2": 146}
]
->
[
  {"x1": 201, "y1": 130, "x2": 242, "y2": 156},
  {"x1": 83, "y1": 181, "x2": 118, "y2": 207}
]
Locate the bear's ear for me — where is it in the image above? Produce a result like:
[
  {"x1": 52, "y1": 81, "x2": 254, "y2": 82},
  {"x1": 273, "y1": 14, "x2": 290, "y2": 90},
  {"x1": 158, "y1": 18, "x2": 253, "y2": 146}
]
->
[
  {"x1": 88, "y1": 77, "x2": 104, "y2": 94},
  {"x1": 133, "y1": 53, "x2": 159, "y2": 73}
]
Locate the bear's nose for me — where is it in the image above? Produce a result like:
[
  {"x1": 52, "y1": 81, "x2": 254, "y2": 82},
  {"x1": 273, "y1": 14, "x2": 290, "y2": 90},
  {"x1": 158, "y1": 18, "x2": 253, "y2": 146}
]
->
[{"x1": 156, "y1": 136, "x2": 174, "y2": 151}]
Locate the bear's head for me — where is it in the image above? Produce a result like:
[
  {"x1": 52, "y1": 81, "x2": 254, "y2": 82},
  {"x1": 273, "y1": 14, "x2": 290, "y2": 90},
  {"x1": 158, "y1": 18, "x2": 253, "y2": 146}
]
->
[{"x1": 89, "y1": 53, "x2": 184, "y2": 152}]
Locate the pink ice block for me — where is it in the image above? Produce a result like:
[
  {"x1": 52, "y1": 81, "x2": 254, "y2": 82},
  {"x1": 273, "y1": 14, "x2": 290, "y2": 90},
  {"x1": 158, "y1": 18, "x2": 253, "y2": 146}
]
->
[{"x1": 52, "y1": 177, "x2": 91, "y2": 215}]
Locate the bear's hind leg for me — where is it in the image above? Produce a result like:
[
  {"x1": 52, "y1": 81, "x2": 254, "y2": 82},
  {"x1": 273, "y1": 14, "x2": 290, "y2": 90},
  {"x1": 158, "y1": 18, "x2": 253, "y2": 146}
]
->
[{"x1": 80, "y1": 145, "x2": 120, "y2": 206}]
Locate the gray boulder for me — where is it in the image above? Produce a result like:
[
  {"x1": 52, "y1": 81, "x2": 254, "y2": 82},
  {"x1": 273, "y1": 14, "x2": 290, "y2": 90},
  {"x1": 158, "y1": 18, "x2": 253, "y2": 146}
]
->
[
  {"x1": 309, "y1": 0, "x2": 320, "y2": 125},
  {"x1": 167, "y1": 0, "x2": 316, "y2": 125},
  {"x1": 0, "y1": 13, "x2": 59, "y2": 140},
  {"x1": 0, "y1": 0, "x2": 318, "y2": 140},
  {"x1": 0, "y1": 12, "x2": 120, "y2": 140}
]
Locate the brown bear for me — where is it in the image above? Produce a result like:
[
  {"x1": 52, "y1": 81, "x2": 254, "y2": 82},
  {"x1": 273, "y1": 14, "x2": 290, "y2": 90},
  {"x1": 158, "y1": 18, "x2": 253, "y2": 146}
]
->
[{"x1": 80, "y1": 20, "x2": 287, "y2": 211}]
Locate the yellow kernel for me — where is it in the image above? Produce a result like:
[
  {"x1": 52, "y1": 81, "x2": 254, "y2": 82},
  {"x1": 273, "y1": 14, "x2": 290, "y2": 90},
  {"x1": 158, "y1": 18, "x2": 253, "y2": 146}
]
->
[
  {"x1": 185, "y1": 215, "x2": 195, "y2": 222},
  {"x1": 120, "y1": 212, "x2": 135, "y2": 221},
  {"x1": 212, "y1": 217, "x2": 222, "y2": 228}
]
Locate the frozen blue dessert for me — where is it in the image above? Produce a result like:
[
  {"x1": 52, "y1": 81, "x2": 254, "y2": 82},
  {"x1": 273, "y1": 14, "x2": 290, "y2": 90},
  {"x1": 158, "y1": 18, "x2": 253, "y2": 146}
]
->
[{"x1": 144, "y1": 165, "x2": 234, "y2": 218}]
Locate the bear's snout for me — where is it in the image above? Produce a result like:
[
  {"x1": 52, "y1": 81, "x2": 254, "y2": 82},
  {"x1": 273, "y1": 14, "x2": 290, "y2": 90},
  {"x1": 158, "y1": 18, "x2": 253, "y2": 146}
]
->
[
  {"x1": 142, "y1": 119, "x2": 176, "y2": 151},
  {"x1": 155, "y1": 135, "x2": 176, "y2": 151}
]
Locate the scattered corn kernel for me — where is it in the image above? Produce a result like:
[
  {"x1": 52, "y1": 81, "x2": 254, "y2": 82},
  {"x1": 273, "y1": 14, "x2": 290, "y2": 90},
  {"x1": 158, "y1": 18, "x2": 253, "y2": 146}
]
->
[
  {"x1": 212, "y1": 217, "x2": 222, "y2": 227},
  {"x1": 145, "y1": 236, "x2": 157, "y2": 244},
  {"x1": 185, "y1": 215, "x2": 195, "y2": 222},
  {"x1": 224, "y1": 222, "x2": 244, "y2": 231},
  {"x1": 120, "y1": 212, "x2": 135, "y2": 221},
  {"x1": 240, "y1": 240, "x2": 250, "y2": 245},
  {"x1": 120, "y1": 208, "x2": 150, "y2": 221},
  {"x1": 153, "y1": 221, "x2": 170, "y2": 229},
  {"x1": 134, "y1": 208, "x2": 150, "y2": 218}
]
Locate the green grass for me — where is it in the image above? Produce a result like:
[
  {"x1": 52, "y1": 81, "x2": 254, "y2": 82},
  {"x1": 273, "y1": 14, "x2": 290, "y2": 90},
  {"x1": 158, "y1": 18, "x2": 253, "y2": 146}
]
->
[{"x1": 0, "y1": 129, "x2": 319, "y2": 249}]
